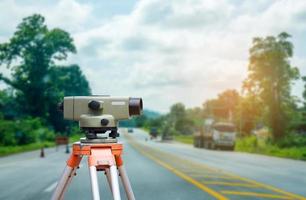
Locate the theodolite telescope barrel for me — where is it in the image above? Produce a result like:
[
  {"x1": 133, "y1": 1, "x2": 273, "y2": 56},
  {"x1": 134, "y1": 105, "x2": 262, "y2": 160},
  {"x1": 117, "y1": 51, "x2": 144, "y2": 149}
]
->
[
  {"x1": 129, "y1": 98, "x2": 143, "y2": 116},
  {"x1": 60, "y1": 96, "x2": 143, "y2": 121}
]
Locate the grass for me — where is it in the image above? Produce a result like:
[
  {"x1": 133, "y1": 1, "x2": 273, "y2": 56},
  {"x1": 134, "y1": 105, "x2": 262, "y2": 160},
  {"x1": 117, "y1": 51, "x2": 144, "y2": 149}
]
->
[
  {"x1": 235, "y1": 136, "x2": 306, "y2": 161},
  {"x1": 0, "y1": 134, "x2": 84, "y2": 157},
  {"x1": 0, "y1": 141, "x2": 55, "y2": 157},
  {"x1": 174, "y1": 135, "x2": 194, "y2": 145},
  {"x1": 173, "y1": 133, "x2": 306, "y2": 161},
  {"x1": 69, "y1": 134, "x2": 83, "y2": 143}
]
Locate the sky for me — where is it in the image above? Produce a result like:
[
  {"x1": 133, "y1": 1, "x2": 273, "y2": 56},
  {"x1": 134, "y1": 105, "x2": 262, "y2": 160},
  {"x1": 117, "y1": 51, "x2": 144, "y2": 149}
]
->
[{"x1": 0, "y1": 0, "x2": 306, "y2": 112}]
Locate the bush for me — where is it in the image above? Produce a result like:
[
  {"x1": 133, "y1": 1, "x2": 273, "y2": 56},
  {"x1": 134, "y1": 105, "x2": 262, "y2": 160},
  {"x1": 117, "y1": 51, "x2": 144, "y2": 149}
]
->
[
  {"x1": 0, "y1": 141, "x2": 55, "y2": 157},
  {"x1": 0, "y1": 118, "x2": 55, "y2": 146},
  {"x1": 0, "y1": 120, "x2": 17, "y2": 145},
  {"x1": 277, "y1": 133, "x2": 306, "y2": 148},
  {"x1": 235, "y1": 135, "x2": 306, "y2": 160},
  {"x1": 235, "y1": 135, "x2": 258, "y2": 152}
]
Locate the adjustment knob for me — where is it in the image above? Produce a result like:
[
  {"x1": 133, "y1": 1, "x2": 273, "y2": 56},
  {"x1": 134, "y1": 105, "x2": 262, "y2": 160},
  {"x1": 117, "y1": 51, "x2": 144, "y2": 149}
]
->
[
  {"x1": 88, "y1": 100, "x2": 101, "y2": 110},
  {"x1": 58, "y1": 102, "x2": 64, "y2": 112},
  {"x1": 100, "y1": 119, "x2": 109, "y2": 126}
]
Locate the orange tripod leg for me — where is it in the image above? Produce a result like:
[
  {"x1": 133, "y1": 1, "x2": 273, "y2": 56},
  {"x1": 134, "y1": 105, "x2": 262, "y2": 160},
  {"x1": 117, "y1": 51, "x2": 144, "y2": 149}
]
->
[{"x1": 51, "y1": 153, "x2": 82, "y2": 200}]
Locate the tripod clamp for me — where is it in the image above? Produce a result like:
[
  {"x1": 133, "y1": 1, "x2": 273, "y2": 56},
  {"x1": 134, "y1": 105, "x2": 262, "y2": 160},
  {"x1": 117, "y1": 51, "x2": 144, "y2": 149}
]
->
[{"x1": 82, "y1": 127, "x2": 120, "y2": 140}]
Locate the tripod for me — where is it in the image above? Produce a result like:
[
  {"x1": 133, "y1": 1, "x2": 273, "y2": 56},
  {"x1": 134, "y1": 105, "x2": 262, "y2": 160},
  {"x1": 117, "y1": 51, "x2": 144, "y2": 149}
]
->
[{"x1": 51, "y1": 140, "x2": 135, "y2": 200}]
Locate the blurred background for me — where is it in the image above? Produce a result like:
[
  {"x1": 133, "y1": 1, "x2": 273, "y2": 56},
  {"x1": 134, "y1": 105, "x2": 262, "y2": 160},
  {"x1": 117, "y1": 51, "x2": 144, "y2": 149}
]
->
[{"x1": 1, "y1": 1, "x2": 306, "y2": 200}]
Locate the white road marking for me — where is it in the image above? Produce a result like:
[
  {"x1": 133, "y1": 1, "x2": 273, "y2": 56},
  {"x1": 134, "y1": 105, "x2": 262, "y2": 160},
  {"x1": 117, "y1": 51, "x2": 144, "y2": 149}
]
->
[{"x1": 44, "y1": 181, "x2": 58, "y2": 193}]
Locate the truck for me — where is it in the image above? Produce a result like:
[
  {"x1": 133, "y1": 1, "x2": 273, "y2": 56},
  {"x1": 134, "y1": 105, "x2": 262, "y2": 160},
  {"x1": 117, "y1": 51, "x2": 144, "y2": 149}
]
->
[{"x1": 194, "y1": 119, "x2": 236, "y2": 150}]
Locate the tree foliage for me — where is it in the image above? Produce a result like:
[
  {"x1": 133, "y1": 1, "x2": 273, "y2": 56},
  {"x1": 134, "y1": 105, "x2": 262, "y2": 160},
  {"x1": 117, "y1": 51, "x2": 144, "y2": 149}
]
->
[
  {"x1": 0, "y1": 14, "x2": 76, "y2": 118},
  {"x1": 235, "y1": 93, "x2": 263, "y2": 135},
  {"x1": 0, "y1": 14, "x2": 91, "y2": 133},
  {"x1": 243, "y1": 32, "x2": 299, "y2": 140},
  {"x1": 168, "y1": 103, "x2": 194, "y2": 135},
  {"x1": 47, "y1": 64, "x2": 91, "y2": 132},
  {"x1": 0, "y1": 117, "x2": 54, "y2": 146},
  {"x1": 0, "y1": 89, "x2": 19, "y2": 119},
  {"x1": 203, "y1": 89, "x2": 240, "y2": 120}
]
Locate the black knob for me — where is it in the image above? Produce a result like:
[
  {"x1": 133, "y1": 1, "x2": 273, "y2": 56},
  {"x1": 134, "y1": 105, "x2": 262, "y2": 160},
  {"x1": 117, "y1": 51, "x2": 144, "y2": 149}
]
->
[
  {"x1": 88, "y1": 100, "x2": 101, "y2": 110},
  {"x1": 101, "y1": 119, "x2": 109, "y2": 126},
  {"x1": 58, "y1": 102, "x2": 64, "y2": 112}
]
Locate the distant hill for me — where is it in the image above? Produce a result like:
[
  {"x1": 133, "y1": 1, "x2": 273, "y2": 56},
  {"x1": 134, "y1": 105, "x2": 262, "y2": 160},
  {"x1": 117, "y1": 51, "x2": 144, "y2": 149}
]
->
[
  {"x1": 119, "y1": 109, "x2": 160, "y2": 127},
  {"x1": 143, "y1": 109, "x2": 160, "y2": 119}
]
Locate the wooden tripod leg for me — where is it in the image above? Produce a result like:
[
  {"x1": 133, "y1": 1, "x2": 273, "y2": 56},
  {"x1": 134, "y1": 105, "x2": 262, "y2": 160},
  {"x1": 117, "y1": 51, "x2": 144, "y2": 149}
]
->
[{"x1": 51, "y1": 154, "x2": 82, "y2": 200}]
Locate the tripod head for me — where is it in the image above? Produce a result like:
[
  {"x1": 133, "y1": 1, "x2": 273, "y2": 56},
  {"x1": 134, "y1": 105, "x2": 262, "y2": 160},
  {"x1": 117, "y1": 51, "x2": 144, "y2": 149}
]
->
[{"x1": 59, "y1": 96, "x2": 143, "y2": 141}]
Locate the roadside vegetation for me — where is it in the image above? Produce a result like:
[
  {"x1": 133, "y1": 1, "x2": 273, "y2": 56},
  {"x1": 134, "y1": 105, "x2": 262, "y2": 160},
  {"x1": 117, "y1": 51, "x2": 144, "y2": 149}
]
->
[
  {"x1": 235, "y1": 135, "x2": 306, "y2": 160},
  {"x1": 174, "y1": 135, "x2": 193, "y2": 145},
  {"x1": 0, "y1": 141, "x2": 55, "y2": 157},
  {"x1": 0, "y1": 14, "x2": 91, "y2": 156}
]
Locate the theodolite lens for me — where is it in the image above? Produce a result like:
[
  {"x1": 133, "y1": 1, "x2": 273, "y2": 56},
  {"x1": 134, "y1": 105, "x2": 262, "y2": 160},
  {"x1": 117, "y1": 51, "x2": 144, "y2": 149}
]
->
[{"x1": 129, "y1": 98, "x2": 143, "y2": 116}]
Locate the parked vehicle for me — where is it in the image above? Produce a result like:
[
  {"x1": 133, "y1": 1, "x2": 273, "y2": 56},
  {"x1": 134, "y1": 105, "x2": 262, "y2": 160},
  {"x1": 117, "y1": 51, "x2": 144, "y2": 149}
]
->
[
  {"x1": 150, "y1": 127, "x2": 158, "y2": 139},
  {"x1": 194, "y1": 119, "x2": 236, "y2": 150}
]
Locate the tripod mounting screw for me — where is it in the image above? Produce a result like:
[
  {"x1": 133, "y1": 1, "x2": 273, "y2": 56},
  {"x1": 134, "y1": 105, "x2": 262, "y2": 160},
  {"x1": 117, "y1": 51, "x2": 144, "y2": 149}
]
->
[{"x1": 100, "y1": 118, "x2": 109, "y2": 126}]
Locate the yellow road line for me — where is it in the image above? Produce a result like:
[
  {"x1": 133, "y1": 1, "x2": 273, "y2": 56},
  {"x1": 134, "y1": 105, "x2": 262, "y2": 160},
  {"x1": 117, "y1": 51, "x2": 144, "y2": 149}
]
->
[
  {"x1": 180, "y1": 158, "x2": 306, "y2": 200},
  {"x1": 221, "y1": 191, "x2": 295, "y2": 199},
  {"x1": 130, "y1": 142, "x2": 228, "y2": 200},
  {"x1": 125, "y1": 134, "x2": 306, "y2": 200},
  {"x1": 222, "y1": 172, "x2": 306, "y2": 200},
  {"x1": 195, "y1": 175, "x2": 243, "y2": 180},
  {"x1": 202, "y1": 181, "x2": 258, "y2": 188},
  {"x1": 137, "y1": 142, "x2": 306, "y2": 200}
]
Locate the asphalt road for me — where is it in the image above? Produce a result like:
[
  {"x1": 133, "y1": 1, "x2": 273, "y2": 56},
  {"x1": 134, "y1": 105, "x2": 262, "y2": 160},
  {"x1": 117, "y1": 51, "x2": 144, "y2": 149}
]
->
[{"x1": 0, "y1": 128, "x2": 305, "y2": 200}]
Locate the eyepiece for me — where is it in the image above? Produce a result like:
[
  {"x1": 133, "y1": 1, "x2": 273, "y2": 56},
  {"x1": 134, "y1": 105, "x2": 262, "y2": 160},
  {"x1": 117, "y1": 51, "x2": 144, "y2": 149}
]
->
[{"x1": 129, "y1": 98, "x2": 143, "y2": 116}]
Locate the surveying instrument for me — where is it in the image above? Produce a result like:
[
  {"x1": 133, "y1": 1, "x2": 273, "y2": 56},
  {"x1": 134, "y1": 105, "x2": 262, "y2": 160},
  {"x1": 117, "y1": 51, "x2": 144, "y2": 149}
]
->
[{"x1": 51, "y1": 96, "x2": 143, "y2": 200}]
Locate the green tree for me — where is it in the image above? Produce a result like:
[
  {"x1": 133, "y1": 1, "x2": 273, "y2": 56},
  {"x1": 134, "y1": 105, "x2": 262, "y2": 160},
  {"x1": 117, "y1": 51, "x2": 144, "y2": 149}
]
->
[
  {"x1": 235, "y1": 94, "x2": 263, "y2": 135},
  {"x1": 0, "y1": 89, "x2": 19, "y2": 119},
  {"x1": 203, "y1": 89, "x2": 240, "y2": 121},
  {"x1": 217, "y1": 89, "x2": 240, "y2": 120},
  {"x1": 48, "y1": 64, "x2": 91, "y2": 97},
  {"x1": 133, "y1": 115, "x2": 148, "y2": 127},
  {"x1": 303, "y1": 76, "x2": 306, "y2": 104},
  {"x1": 47, "y1": 64, "x2": 91, "y2": 132},
  {"x1": 147, "y1": 116, "x2": 165, "y2": 130},
  {"x1": 161, "y1": 119, "x2": 176, "y2": 140},
  {"x1": 294, "y1": 76, "x2": 306, "y2": 132},
  {"x1": 186, "y1": 107, "x2": 203, "y2": 129},
  {"x1": 169, "y1": 103, "x2": 194, "y2": 135},
  {"x1": 0, "y1": 14, "x2": 76, "y2": 118},
  {"x1": 244, "y1": 32, "x2": 299, "y2": 141}
]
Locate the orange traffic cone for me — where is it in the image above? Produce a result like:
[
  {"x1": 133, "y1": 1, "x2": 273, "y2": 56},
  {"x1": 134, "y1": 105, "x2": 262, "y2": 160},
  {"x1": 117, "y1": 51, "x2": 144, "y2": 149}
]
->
[
  {"x1": 65, "y1": 144, "x2": 70, "y2": 154},
  {"x1": 40, "y1": 147, "x2": 45, "y2": 158}
]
